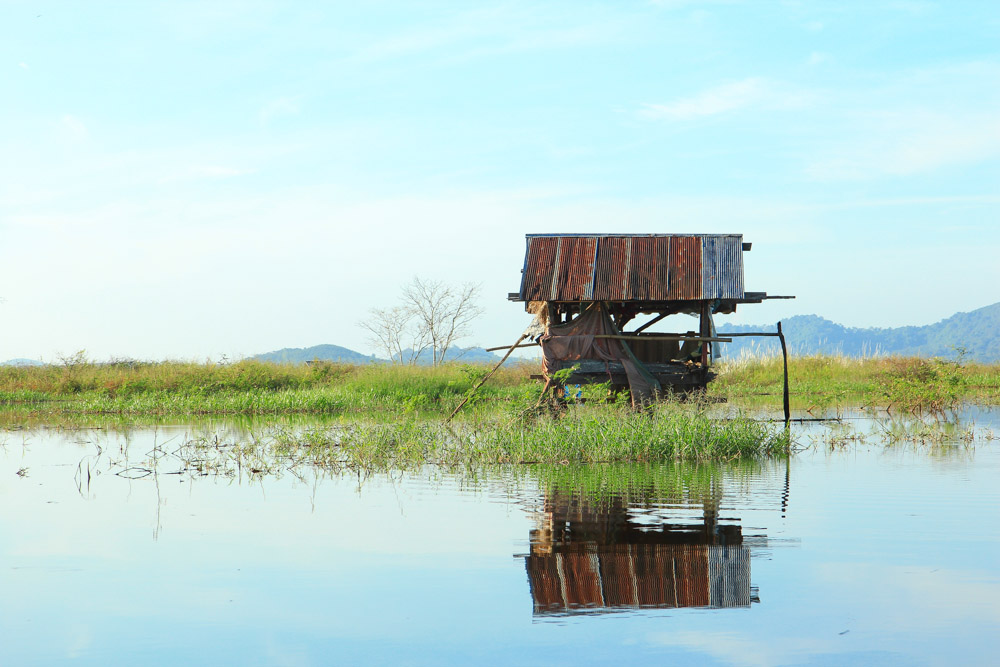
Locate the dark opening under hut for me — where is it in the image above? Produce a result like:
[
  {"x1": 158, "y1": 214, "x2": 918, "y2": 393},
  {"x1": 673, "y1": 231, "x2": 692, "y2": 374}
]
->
[{"x1": 507, "y1": 233, "x2": 794, "y2": 405}]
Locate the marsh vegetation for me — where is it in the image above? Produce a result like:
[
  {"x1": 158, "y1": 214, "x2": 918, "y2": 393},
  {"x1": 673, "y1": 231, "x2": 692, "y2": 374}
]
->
[{"x1": 2, "y1": 353, "x2": 998, "y2": 464}]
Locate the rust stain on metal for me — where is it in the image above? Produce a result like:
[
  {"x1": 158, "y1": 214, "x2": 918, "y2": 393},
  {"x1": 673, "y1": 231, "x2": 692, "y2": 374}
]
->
[
  {"x1": 520, "y1": 237, "x2": 558, "y2": 301},
  {"x1": 553, "y1": 236, "x2": 597, "y2": 301},
  {"x1": 592, "y1": 236, "x2": 628, "y2": 301},
  {"x1": 668, "y1": 236, "x2": 701, "y2": 299},
  {"x1": 518, "y1": 234, "x2": 745, "y2": 302}
]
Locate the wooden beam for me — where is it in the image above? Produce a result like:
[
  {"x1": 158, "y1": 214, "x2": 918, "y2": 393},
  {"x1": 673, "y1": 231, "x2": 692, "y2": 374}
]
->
[
  {"x1": 491, "y1": 335, "x2": 731, "y2": 345},
  {"x1": 631, "y1": 311, "x2": 670, "y2": 334},
  {"x1": 484, "y1": 342, "x2": 539, "y2": 352},
  {"x1": 593, "y1": 334, "x2": 732, "y2": 343}
]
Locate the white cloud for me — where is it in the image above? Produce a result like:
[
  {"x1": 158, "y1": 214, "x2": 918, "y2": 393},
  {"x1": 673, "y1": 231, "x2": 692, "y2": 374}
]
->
[
  {"x1": 154, "y1": 164, "x2": 254, "y2": 184},
  {"x1": 258, "y1": 96, "x2": 301, "y2": 126},
  {"x1": 18, "y1": 62, "x2": 29, "y2": 69},
  {"x1": 648, "y1": 630, "x2": 836, "y2": 667},
  {"x1": 888, "y1": 0, "x2": 937, "y2": 15},
  {"x1": 57, "y1": 114, "x2": 89, "y2": 143},
  {"x1": 807, "y1": 111, "x2": 1000, "y2": 180},
  {"x1": 807, "y1": 51, "x2": 832, "y2": 66},
  {"x1": 648, "y1": 0, "x2": 739, "y2": 8},
  {"x1": 640, "y1": 78, "x2": 811, "y2": 120},
  {"x1": 191, "y1": 164, "x2": 253, "y2": 178},
  {"x1": 347, "y1": 5, "x2": 624, "y2": 67}
]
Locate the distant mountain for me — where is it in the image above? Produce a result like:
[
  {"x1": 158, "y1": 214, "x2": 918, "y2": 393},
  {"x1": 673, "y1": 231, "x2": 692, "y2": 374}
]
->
[
  {"x1": 253, "y1": 344, "x2": 378, "y2": 364},
  {"x1": 393, "y1": 346, "x2": 502, "y2": 365},
  {"x1": 718, "y1": 302, "x2": 1000, "y2": 362},
  {"x1": 1, "y1": 358, "x2": 44, "y2": 366},
  {"x1": 252, "y1": 344, "x2": 504, "y2": 365}
]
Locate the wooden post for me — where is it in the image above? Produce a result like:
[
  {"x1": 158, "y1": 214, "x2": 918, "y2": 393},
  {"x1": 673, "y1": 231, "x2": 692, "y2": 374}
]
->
[
  {"x1": 532, "y1": 378, "x2": 553, "y2": 410},
  {"x1": 699, "y1": 302, "x2": 711, "y2": 367},
  {"x1": 778, "y1": 321, "x2": 790, "y2": 425},
  {"x1": 547, "y1": 302, "x2": 560, "y2": 326},
  {"x1": 446, "y1": 333, "x2": 528, "y2": 422}
]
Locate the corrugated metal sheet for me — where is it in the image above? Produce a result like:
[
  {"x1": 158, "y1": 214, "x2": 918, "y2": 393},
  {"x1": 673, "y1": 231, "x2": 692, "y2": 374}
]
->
[
  {"x1": 520, "y1": 234, "x2": 744, "y2": 302},
  {"x1": 668, "y1": 235, "x2": 702, "y2": 300},
  {"x1": 520, "y1": 236, "x2": 557, "y2": 301},
  {"x1": 552, "y1": 236, "x2": 597, "y2": 301},
  {"x1": 591, "y1": 236, "x2": 629, "y2": 301},
  {"x1": 701, "y1": 235, "x2": 745, "y2": 300}
]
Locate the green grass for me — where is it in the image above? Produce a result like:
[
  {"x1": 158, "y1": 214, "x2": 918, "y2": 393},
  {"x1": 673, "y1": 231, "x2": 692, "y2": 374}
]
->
[
  {"x1": 0, "y1": 359, "x2": 535, "y2": 418},
  {"x1": 4, "y1": 354, "x2": 999, "y2": 464},
  {"x1": 5, "y1": 354, "x2": 999, "y2": 419},
  {"x1": 163, "y1": 403, "x2": 789, "y2": 475},
  {"x1": 710, "y1": 354, "x2": 1000, "y2": 412}
]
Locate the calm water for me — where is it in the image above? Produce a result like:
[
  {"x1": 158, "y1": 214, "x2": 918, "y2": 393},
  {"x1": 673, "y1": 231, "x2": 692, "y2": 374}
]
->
[{"x1": 2, "y1": 411, "x2": 999, "y2": 666}]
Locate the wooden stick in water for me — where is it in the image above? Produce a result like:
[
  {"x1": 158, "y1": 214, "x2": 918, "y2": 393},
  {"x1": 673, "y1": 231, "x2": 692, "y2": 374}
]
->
[
  {"x1": 446, "y1": 333, "x2": 528, "y2": 422},
  {"x1": 778, "y1": 321, "x2": 790, "y2": 426}
]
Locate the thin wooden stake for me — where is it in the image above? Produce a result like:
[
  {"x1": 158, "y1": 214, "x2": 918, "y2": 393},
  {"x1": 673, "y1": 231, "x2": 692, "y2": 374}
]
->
[
  {"x1": 446, "y1": 333, "x2": 528, "y2": 422},
  {"x1": 778, "y1": 321, "x2": 790, "y2": 426},
  {"x1": 484, "y1": 342, "x2": 539, "y2": 352}
]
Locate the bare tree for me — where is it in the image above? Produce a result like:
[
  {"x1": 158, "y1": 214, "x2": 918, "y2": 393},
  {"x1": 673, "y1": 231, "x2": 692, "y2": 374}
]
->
[
  {"x1": 360, "y1": 278, "x2": 483, "y2": 365},
  {"x1": 358, "y1": 305, "x2": 429, "y2": 365},
  {"x1": 401, "y1": 277, "x2": 482, "y2": 365}
]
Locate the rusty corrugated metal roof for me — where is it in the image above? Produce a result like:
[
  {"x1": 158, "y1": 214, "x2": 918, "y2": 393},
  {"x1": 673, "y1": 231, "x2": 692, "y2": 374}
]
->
[{"x1": 518, "y1": 234, "x2": 745, "y2": 302}]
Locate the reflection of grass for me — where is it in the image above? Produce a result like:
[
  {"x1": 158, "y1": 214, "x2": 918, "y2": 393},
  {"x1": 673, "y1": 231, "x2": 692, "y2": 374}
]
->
[
  {"x1": 813, "y1": 412, "x2": 995, "y2": 450},
  {"x1": 529, "y1": 459, "x2": 772, "y2": 505}
]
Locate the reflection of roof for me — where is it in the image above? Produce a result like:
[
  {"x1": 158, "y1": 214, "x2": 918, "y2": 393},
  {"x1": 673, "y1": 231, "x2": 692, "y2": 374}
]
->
[
  {"x1": 515, "y1": 234, "x2": 746, "y2": 303},
  {"x1": 526, "y1": 543, "x2": 751, "y2": 613},
  {"x1": 525, "y1": 492, "x2": 754, "y2": 614}
]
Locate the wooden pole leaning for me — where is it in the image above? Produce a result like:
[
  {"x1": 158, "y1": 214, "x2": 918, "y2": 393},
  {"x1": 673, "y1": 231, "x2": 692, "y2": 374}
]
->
[{"x1": 446, "y1": 333, "x2": 529, "y2": 423}]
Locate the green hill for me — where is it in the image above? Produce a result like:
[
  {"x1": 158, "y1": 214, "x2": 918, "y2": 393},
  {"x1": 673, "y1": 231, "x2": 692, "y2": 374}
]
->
[
  {"x1": 393, "y1": 346, "x2": 502, "y2": 365},
  {"x1": 718, "y1": 302, "x2": 1000, "y2": 362},
  {"x1": 1, "y1": 358, "x2": 45, "y2": 366},
  {"x1": 252, "y1": 344, "x2": 378, "y2": 364},
  {"x1": 252, "y1": 344, "x2": 503, "y2": 365}
]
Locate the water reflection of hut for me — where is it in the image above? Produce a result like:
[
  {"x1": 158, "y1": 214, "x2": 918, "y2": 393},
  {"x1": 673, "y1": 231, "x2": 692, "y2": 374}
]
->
[
  {"x1": 525, "y1": 492, "x2": 755, "y2": 614},
  {"x1": 508, "y1": 234, "x2": 793, "y2": 403}
]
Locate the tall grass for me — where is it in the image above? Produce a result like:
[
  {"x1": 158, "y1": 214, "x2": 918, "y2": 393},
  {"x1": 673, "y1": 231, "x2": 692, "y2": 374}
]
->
[
  {"x1": 711, "y1": 354, "x2": 1000, "y2": 411},
  {"x1": 0, "y1": 358, "x2": 537, "y2": 417},
  {"x1": 167, "y1": 402, "x2": 789, "y2": 474},
  {"x1": 3, "y1": 354, "x2": 999, "y2": 419}
]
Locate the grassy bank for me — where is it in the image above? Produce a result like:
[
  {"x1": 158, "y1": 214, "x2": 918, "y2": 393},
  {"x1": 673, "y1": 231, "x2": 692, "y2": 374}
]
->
[
  {"x1": 3, "y1": 354, "x2": 999, "y2": 418},
  {"x1": 0, "y1": 359, "x2": 534, "y2": 418},
  {"x1": 710, "y1": 354, "x2": 1000, "y2": 411},
  {"x1": 5, "y1": 355, "x2": 996, "y2": 464}
]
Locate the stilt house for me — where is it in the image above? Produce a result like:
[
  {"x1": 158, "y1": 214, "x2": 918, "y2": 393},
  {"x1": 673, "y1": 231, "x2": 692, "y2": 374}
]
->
[{"x1": 509, "y1": 233, "x2": 791, "y2": 403}]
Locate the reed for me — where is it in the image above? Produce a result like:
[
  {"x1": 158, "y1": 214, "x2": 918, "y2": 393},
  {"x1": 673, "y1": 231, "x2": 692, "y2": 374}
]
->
[
  {"x1": 2, "y1": 354, "x2": 999, "y2": 419},
  {"x1": 184, "y1": 403, "x2": 790, "y2": 472},
  {"x1": 711, "y1": 354, "x2": 1000, "y2": 411}
]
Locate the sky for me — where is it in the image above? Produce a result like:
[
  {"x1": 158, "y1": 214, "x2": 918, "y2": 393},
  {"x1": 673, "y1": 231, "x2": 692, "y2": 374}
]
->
[{"x1": 2, "y1": 0, "x2": 999, "y2": 362}]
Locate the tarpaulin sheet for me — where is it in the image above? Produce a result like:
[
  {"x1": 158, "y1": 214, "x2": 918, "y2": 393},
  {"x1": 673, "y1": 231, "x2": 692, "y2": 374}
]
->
[{"x1": 540, "y1": 302, "x2": 661, "y2": 405}]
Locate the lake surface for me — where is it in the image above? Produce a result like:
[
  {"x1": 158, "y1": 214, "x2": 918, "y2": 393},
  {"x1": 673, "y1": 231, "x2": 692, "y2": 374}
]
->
[{"x1": 2, "y1": 410, "x2": 999, "y2": 666}]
